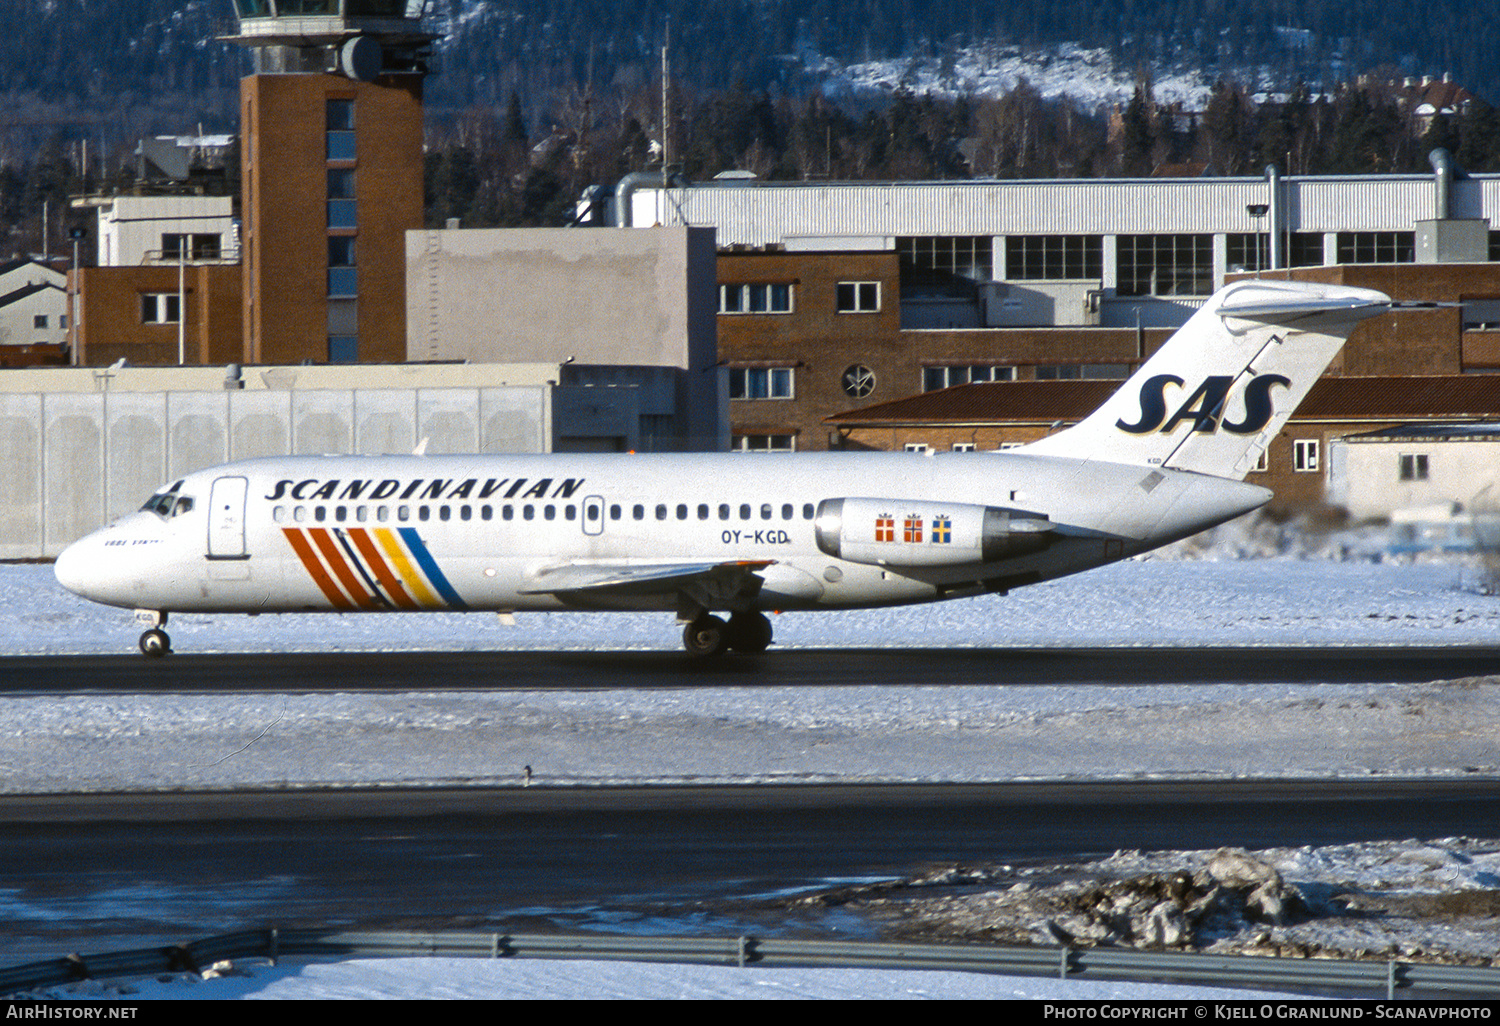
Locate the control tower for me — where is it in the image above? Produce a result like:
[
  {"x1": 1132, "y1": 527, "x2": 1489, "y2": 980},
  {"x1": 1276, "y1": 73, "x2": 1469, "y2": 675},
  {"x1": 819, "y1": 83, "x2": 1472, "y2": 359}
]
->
[{"x1": 225, "y1": 1, "x2": 435, "y2": 364}]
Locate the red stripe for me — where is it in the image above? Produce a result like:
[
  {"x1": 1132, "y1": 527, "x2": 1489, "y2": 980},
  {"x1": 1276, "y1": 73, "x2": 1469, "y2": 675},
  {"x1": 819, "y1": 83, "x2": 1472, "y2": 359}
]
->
[
  {"x1": 308, "y1": 528, "x2": 381, "y2": 610},
  {"x1": 346, "y1": 528, "x2": 419, "y2": 610},
  {"x1": 282, "y1": 529, "x2": 356, "y2": 611}
]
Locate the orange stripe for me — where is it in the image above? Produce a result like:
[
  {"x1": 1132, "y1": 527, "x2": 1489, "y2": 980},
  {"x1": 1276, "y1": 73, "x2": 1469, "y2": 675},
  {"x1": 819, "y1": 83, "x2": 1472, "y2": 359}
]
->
[
  {"x1": 308, "y1": 528, "x2": 381, "y2": 610},
  {"x1": 346, "y1": 528, "x2": 419, "y2": 610},
  {"x1": 283, "y1": 528, "x2": 356, "y2": 611}
]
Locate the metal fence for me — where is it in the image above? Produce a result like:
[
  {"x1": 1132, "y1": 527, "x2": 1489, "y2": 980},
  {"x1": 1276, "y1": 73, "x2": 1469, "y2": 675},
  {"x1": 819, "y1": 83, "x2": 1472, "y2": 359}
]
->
[{"x1": 4, "y1": 928, "x2": 1499, "y2": 999}]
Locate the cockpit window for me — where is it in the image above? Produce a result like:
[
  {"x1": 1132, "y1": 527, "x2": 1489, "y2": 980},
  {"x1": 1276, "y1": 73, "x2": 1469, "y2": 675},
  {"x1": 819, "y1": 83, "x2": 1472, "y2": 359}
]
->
[{"x1": 140, "y1": 481, "x2": 192, "y2": 519}]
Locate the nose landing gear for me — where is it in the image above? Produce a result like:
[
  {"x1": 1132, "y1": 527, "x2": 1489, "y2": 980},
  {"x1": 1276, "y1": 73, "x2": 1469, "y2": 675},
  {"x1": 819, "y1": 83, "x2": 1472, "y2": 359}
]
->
[
  {"x1": 134, "y1": 610, "x2": 171, "y2": 657},
  {"x1": 139, "y1": 628, "x2": 171, "y2": 657}
]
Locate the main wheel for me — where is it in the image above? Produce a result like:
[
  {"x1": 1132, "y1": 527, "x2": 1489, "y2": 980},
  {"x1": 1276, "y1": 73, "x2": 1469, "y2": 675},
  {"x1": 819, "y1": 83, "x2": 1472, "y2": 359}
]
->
[
  {"x1": 139, "y1": 628, "x2": 171, "y2": 657},
  {"x1": 727, "y1": 611, "x2": 773, "y2": 654},
  {"x1": 682, "y1": 614, "x2": 729, "y2": 657}
]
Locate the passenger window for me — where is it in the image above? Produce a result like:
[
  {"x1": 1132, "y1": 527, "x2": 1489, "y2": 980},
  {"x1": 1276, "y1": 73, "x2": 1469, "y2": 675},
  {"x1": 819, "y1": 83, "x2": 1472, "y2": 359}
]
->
[
  {"x1": 718, "y1": 504, "x2": 730, "y2": 521},
  {"x1": 656, "y1": 504, "x2": 668, "y2": 521},
  {"x1": 461, "y1": 505, "x2": 472, "y2": 521},
  {"x1": 502, "y1": 505, "x2": 514, "y2": 521},
  {"x1": 610, "y1": 504, "x2": 621, "y2": 520},
  {"x1": 398, "y1": 506, "x2": 410, "y2": 521},
  {"x1": 315, "y1": 506, "x2": 327, "y2": 522},
  {"x1": 335, "y1": 506, "x2": 347, "y2": 522},
  {"x1": 377, "y1": 506, "x2": 389, "y2": 522},
  {"x1": 633, "y1": 505, "x2": 645, "y2": 520},
  {"x1": 273, "y1": 506, "x2": 287, "y2": 523},
  {"x1": 356, "y1": 506, "x2": 368, "y2": 522},
  {"x1": 419, "y1": 506, "x2": 430, "y2": 521},
  {"x1": 676, "y1": 504, "x2": 688, "y2": 520},
  {"x1": 697, "y1": 504, "x2": 709, "y2": 520},
  {"x1": 781, "y1": 504, "x2": 793, "y2": 520},
  {"x1": 481, "y1": 506, "x2": 492, "y2": 521},
  {"x1": 439, "y1": 506, "x2": 451, "y2": 521},
  {"x1": 523, "y1": 505, "x2": 535, "y2": 520},
  {"x1": 739, "y1": 504, "x2": 751, "y2": 520},
  {"x1": 294, "y1": 506, "x2": 307, "y2": 523},
  {"x1": 761, "y1": 504, "x2": 772, "y2": 520},
  {"x1": 544, "y1": 505, "x2": 556, "y2": 520},
  {"x1": 564, "y1": 505, "x2": 576, "y2": 520},
  {"x1": 802, "y1": 503, "x2": 815, "y2": 519}
]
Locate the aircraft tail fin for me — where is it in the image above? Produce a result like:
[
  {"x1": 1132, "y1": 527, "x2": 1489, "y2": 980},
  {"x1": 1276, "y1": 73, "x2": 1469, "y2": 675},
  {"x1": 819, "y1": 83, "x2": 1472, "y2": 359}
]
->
[{"x1": 1018, "y1": 280, "x2": 1391, "y2": 479}]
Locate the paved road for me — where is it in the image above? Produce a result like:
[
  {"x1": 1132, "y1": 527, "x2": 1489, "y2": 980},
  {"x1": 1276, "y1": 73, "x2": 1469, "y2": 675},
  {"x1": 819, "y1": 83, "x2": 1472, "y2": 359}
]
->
[
  {"x1": 1, "y1": 780, "x2": 1495, "y2": 962},
  {"x1": 2, "y1": 645, "x2": 1498, "y2": 693}
]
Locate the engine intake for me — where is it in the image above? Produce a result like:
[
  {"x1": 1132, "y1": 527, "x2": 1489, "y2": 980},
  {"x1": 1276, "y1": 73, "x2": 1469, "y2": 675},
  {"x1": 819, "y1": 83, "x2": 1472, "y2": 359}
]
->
[{"x1": 814, "y1": 497, "x2": 1053, "y2": 568}]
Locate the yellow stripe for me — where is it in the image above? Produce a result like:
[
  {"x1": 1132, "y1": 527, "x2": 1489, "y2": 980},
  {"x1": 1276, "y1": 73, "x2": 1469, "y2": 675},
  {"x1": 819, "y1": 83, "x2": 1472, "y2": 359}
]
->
[{"x1": 375, "y1": 527, "x2": 441, "y2": 608}]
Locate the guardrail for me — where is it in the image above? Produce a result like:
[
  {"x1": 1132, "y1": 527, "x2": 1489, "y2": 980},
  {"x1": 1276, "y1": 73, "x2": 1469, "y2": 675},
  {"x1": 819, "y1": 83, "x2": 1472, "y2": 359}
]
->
[{"x1": 4, "y1": 929, "x2": 1499, "y2": 999}]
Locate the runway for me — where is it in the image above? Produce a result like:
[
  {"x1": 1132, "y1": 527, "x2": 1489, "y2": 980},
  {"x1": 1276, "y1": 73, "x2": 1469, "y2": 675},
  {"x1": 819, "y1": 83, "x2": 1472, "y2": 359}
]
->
[
  {"x1": 2, "y1": 779, "x2": 1496, "y2": 962},
  {"x1": 2, "y1": 645, "x2": 1498, "y2": 693}
]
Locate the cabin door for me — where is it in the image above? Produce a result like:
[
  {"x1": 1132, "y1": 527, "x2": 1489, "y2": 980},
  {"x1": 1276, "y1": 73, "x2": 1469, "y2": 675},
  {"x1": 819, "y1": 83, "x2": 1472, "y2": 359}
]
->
[{"x1": 207, "y1": 476, "x2": 249, "y2": 559}]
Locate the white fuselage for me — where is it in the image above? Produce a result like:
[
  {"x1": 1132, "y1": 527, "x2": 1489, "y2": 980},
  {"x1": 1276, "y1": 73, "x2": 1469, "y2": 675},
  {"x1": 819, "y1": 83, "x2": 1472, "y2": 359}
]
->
[{"x1": 54, "y1": 450, "x2": 1269, "y2": 618}]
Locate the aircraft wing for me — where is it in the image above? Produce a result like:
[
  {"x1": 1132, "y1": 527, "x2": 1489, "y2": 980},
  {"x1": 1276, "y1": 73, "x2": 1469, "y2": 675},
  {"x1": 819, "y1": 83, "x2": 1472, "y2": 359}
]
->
[{"x1": 520, "y1": 559, "x2": 773, "y2": 607}]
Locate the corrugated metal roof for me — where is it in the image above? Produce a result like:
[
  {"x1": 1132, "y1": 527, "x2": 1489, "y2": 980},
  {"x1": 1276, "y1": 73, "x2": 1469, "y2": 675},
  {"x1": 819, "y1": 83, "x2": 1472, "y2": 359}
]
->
[{"x1": 825, "y1": 376, "x2": 1500, "y2": 426}]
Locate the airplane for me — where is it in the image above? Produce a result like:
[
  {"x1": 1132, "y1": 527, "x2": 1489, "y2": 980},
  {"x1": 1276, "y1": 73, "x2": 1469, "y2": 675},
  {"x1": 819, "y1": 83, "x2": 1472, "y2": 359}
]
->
[{"x1": 54, "y1": 279, "x2": 1393, "y2": 657}]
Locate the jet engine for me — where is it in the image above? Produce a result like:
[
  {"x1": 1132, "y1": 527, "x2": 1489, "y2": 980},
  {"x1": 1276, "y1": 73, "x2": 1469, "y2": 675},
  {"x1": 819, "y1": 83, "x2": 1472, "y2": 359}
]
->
[{"x1": 813, "y1": 497, "x2": 1054, "y2": 568}]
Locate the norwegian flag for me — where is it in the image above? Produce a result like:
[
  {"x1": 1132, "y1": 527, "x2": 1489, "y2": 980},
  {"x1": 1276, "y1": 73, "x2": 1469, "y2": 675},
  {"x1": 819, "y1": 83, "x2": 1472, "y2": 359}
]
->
[{"x1": 903, "y1": 517, "x2": 923, "y2": 543}]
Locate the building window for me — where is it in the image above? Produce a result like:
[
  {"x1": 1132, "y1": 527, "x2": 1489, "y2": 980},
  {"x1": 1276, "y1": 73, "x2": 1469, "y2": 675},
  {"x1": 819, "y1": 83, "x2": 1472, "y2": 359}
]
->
[
  {"x1": 1117, "y1": 234, "x2": 1212, "y2": 297},
  {"x1": 952, "y1": 442, "x2": 977, "y2": 452},
  {"x1": 1294, "y1": 439, "x2": 1320, "y2": 473},
  {"x1": 1036, "y1": 364, "x2": 1129, "y2": 380},
  {"x1": 732, "y1": 434, "x2": 796, "y2": 452},
  {"x1": 327, "y1": 169, "x2": 357, "y2": 229},
  {"x1": 923, "y1": 365, "x2": 1015, "y2": 391},
  {"x1": 719, "y1": 283, "x2": 792, "y2": 314},
  {"x1": 1337, "y1": 232, "x2": 1415, "y2": 265},
  {"x1": 328, "y1": 235, "x2": 357, "y2": 296},
  {"x1": 841, "y1": 364, "x2": 877, "y2": 398},
  {"x1": 140, "y1": 293, "x2": 180, "y2": 324},
  {"x1": 33, "y1": 315, "x2": 47, "y2": 329},
  {"x1": 1288, "y1": 232, "x2": 1327, "y2": 268},
  {"x1": 326, "y1": 98, "x2": 356, "y2": 161},
  {"x1": 836, "y1": 281, "x2": 881, "y2": 313},
  {"x1": 903, "y1": 443, "x2": 930, "y2": 453},
  {"x1": 1226, "y1": 234, "x2": 1271, "y2": 273},
  {"x1": 897, "y1": 236, "x2": 993, "y2": 281},
  {"x1": 1003, "y1": 235, "x2": 1102, "y2": 280},
  {"x1": 161, "y1": 233, "x2": 221, "y2": 261},
  {"x1": 1399, "y1": 453, "x2": 1430, "y2": 481},
  {"x1": 728, "y1": 366, "x2": 794, "y2": 399}
]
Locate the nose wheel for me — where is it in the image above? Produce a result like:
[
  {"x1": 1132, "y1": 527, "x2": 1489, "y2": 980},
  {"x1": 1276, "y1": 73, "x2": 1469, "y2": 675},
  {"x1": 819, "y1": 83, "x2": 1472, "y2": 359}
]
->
[{"x1": 139, "y1": 628, "x2": 171, "y2": 657}]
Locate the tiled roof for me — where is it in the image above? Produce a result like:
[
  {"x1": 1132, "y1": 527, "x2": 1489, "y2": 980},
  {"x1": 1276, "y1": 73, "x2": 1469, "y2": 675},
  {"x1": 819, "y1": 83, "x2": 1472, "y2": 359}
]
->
[{"x1": 825, "y1": 377, "x2": 1500, "y2": 426}]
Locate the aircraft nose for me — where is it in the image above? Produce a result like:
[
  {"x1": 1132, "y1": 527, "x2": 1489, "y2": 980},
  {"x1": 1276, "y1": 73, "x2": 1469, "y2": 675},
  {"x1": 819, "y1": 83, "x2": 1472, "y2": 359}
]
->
[{"x1": 53, "y1": 535, "x2": 98, "y2": 599}]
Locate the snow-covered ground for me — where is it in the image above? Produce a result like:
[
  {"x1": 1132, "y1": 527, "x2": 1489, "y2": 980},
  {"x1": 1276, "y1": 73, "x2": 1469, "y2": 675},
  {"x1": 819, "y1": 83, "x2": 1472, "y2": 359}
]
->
[{"x1": 5, "y1": 521, "x2": 1499, "y2": 998}]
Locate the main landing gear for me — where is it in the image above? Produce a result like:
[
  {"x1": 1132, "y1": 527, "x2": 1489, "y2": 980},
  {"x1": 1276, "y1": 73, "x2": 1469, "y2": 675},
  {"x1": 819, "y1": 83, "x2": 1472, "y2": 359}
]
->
[
  {"x1": 135, "y1": 610, "x2": 171, "y2": 657},
  {"x1": 682, "y1": 611, "x2": 773, "y2": 657}
]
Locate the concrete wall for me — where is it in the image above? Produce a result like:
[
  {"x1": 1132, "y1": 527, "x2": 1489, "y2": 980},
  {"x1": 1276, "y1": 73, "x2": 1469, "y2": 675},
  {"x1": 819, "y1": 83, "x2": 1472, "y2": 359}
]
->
[
  {"x1": 406, "y1": 225, "x2": 726, "y2": 450},
  {"x1": 0, "y1": 385, "x2": 555, "y2": 558},
  {"x1": 1328, "y1": 436, "x2": 1500, "y2": 520}
]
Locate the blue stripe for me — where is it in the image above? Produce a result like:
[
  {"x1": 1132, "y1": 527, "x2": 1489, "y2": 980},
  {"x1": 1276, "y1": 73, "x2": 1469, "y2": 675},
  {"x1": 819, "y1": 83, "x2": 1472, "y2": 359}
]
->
[{"x1": 397, "y1": 527, "x2": 468, "y2": 610}]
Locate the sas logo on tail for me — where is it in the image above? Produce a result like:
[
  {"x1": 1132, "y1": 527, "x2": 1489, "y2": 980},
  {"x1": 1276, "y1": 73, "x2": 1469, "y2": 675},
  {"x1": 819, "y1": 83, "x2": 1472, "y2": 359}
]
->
[{"x1": 1115, "y1": 373, "x2": 1291, "y2": 435}]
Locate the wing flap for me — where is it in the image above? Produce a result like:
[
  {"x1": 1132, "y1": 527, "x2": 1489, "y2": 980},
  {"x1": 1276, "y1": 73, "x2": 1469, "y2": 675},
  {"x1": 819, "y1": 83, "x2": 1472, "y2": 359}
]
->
[{"x1": 520, "y1": 559, "x2": 773, "y2": 600}]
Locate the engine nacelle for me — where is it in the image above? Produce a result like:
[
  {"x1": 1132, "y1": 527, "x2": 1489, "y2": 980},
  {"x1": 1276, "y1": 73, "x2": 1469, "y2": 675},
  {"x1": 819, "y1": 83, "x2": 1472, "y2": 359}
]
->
[{"x1": 814, "y1": 497, "x2": 1054, "y2": 568}]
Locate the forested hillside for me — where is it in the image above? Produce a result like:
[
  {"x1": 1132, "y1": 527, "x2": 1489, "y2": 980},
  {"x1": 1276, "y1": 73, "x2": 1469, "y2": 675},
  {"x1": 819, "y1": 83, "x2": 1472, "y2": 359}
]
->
[{"x1": 5, "y1": 0, "x2": 1500, "y2": 253}]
